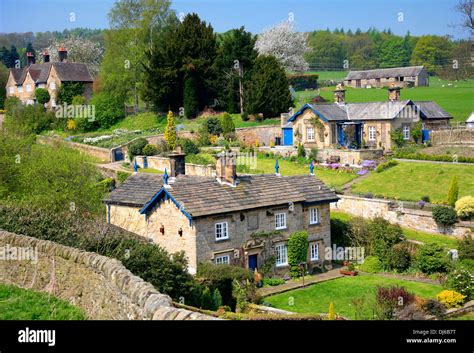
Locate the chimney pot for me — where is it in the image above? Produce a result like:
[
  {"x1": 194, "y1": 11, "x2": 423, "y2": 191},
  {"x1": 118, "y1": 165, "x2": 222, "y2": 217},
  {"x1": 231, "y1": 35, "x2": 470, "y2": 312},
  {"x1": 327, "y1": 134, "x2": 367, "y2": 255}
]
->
[
  {"x1": 42, "y1": 50, "x2": 50, "y2": 63},
  {"x1": 26, "y1": 52, "x2": 35, "y2": 65}
]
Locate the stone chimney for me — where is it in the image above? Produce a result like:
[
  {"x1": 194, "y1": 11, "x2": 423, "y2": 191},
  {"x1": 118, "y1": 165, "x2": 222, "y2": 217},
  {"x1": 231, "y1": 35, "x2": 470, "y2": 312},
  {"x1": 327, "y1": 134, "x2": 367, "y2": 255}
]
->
[
  {"x1": 26, "y1": 52, "x2": 35, "y2": 66},
  {"x1": 167, "y1": 149, "x2": 186, "y2": 178},
  {"x1": 333, "y1": 84, "x2": 346, "y2": 104},
  {"x1": 281, "y1": 113, "x2": 290, "y2": 126},
  {"x1": 388, "y1": 83, "x2": 401, "y2": 101},
  {"x1": 58, "y1": 46, "x2": 68, "y2": 62},
  {"x1": 215, "y1": 151, "x2": 237, "y2": 186},
  {"x1": 43, "y1": 50, "x2": 50, "y2": 63}
]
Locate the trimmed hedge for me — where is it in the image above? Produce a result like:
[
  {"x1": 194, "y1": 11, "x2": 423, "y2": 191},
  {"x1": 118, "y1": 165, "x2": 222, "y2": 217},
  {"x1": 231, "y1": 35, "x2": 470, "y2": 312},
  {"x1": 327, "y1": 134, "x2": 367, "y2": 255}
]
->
[
  {"x1": 287, "y1": 74, "x2": 319, "y2": 91},
  {"x1": 393, "y1": 151, "x2": 474, "y2": 164}
]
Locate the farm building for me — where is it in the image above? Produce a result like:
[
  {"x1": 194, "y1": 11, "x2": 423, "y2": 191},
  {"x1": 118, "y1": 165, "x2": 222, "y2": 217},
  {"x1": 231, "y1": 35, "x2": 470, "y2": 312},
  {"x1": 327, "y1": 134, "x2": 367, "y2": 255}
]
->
[{"x1": 344, "y1": 66, "x2": 429, "y2": 88}]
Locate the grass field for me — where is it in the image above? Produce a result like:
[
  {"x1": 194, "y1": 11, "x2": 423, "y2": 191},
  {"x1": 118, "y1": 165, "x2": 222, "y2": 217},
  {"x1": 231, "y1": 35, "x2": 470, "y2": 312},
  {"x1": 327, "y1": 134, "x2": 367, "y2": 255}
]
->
[
  {"x1": 331, "y1": 211, "x2": 459, "y2": 249},
  {"x1": 265, "y1": 274, "x2": 441, "y2": 319},
  {"x1": 350, "y1": 161, "x2": 474, "y2": 203},
  {"x1": 252, "y1": 155, "x2": 359, "y2": 188},
  {"x1": 294, "y1": 77, "x2": 474, "y2": 122},
  {"x1": 0, "y1": 284, "x2": 85, "y2": 320}
]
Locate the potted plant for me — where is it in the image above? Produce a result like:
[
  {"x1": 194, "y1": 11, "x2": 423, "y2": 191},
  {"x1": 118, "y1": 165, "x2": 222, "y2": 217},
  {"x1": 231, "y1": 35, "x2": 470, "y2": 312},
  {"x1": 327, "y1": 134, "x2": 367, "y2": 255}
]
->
[{"x1": 340, "y1": 261, "x2": 358, "y2": 276}]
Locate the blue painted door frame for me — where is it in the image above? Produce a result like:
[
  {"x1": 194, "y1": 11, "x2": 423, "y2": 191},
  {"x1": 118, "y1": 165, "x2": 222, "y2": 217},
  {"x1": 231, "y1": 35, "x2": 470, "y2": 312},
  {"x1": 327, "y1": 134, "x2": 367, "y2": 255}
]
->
[
  {"x1": 283, "y1": 127, "x2": 293, "y2": 146},
  {"x1": 422, "y1": 129, "x2": 430, "y2": 143},
  {"x1": 248, "y1": 254, "x2": 258, "y2": 271}
]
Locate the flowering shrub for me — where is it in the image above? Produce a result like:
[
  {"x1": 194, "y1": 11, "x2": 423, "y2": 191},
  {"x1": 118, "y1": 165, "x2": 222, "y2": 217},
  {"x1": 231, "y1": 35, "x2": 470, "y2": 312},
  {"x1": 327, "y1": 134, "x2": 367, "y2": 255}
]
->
[
  {"x1": 436, "y1": 290, "x2": 466, "y2": 308},
  {"x1": 445, "y1": 267, "x2": 474, "y2": 300},
  {"x1": 455, "y1": 196, "x2": 474, "y2": 219}
]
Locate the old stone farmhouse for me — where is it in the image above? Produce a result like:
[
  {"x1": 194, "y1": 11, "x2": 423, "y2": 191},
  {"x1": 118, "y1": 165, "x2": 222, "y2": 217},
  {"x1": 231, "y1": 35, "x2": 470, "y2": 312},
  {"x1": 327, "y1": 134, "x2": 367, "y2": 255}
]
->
[
  {"x1": 5, "y1": 47, "x2": 93, "y2": 108},
  {"x1": 104, "y1": 152, "x2": 338, "y2": 275},
  {"x1": 344, "y1": 66, "x2": 429, "y2": 88},
  {"x1": 281, "y1": 84, "x2": 452, "y2": 163}
]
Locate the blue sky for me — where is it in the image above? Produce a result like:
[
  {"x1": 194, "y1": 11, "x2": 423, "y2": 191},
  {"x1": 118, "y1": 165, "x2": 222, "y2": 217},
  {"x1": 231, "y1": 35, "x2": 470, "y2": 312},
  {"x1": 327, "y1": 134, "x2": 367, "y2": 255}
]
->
[{"x1": 0, "y1": 0, "x2": 469, "y2": 38}]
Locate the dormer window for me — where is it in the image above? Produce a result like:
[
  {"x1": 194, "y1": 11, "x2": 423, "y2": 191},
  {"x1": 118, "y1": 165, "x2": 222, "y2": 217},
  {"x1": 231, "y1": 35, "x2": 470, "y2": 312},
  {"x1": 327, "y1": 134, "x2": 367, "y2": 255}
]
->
[
  {"x1": 50, "y1": 82, "x2": 56, "y2": 90},
  {"x1": 26, "y1": 84, "x2": 32, "y2": 92},
  {"x1": 8, "y1": 86, "x2": 14, "y2": 94},
  {"x1": 17, "y1": 85, "x2": 23, "y2": 93}
]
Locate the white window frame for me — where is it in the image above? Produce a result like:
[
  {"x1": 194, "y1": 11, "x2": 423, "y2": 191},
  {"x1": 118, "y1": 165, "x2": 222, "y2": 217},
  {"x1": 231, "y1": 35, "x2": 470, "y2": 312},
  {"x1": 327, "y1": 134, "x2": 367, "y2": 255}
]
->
[
  {"x1": 9, "y1": 86, "x2": 14, "y2": 94},
  {"x1": 215, "y1": 222, "x2": 229, "y2": 241},
  {"x1": 307, "y1": 127, "x2": 315, "y2": 142},
  {"x1": 51, "y1": 99, "x2": 56, "y2": 107},
  {"x1": 215, "y1": 254, "x2": 230, "y2": 265},
  {"x1": 49, "y1": 82, "x2": 56, "y2": 90},
  {"x1": 17, "y1": 85, "x2": 23, "y2": 93},
  {"x1": 275, "y1": 244, "x2": 288, "y2": 267},
  {"x1": 310, "y1": 208, "x2": 319, "y2": 225},
  {"x1": 310, "y1": 243, "x2": 319, "y2": 261},
  {"x1": 403, "y1": 125, "x2": 410, "y2": 140},
  {"x1": 368, "y1": 126, "x2": 376, "y2": 141},
  {"x1": 275, "y1": 213, "x2": 287, "y2": 230},
  {"x1": 26, "y1": 84, "x2": 32, "y2": 92}
]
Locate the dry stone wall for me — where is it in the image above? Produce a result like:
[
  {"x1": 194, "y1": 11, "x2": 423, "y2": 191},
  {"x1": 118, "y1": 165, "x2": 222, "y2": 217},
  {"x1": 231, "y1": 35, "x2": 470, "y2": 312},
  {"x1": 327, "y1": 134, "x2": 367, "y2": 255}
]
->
[{"x1": 0, "y1": 230, "x2": 214, "y2": 320}]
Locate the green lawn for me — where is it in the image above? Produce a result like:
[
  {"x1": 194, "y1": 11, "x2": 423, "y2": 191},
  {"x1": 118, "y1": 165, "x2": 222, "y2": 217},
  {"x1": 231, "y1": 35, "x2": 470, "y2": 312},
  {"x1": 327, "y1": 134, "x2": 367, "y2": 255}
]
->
[
  {"x1": 0, "y1": 284, "x2": 85, "y2": 320},
  {"x1": 265, "y1": 274, "x2": 442, "y2": 319},
  {"x1": 294, "y1": 77, "x2": 474, "y2": 122},
  {"x1": 304, "y1": 70, "x2": 348, "y2": 81},
  {"x1": 253, "y1": 155, "x2": 358, "y2": 188},
  {"x1": 331, "y1": 211, "x2": 459, "y2": 250},
  {"x1": 350, "y1": 161, "x2": 474, "y2": 203}
]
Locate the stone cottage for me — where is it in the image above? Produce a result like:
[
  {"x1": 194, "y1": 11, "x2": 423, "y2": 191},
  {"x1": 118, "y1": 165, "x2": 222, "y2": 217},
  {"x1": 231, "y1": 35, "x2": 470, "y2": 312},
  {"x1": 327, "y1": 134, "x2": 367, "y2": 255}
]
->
[
  {"x1": 5, "y1": 47, "x2": 93, "y2": 108},
  {"x1": 104, "y1": 152, "x2": 338, "y2": 275},
  {"x1": 344, "y1": 66, "x2": 429, "y2": 88},
  {"x1": 281, "y1": 84, "x2": 452, "y2": 163}
]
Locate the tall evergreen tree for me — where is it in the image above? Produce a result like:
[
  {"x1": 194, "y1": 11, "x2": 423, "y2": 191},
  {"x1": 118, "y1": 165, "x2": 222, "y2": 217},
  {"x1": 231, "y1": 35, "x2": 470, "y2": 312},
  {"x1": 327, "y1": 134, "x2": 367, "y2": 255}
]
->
[
  {"x1": 164, "y1": 110, "x2": 177, "y2": 150},
  {"x1": 244, "y1": 55, "x2": 292, "y2": 119}
]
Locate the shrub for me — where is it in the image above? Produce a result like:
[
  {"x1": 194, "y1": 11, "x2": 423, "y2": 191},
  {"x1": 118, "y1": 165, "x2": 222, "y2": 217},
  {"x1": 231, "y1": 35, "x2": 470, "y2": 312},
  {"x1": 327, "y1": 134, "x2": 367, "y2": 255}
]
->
[
  {"x1": 432, "y1": 205, "x2": 457, "y2": 227},
  {"x1": 221, "y1": 112, "x2": 235, "y2": 136},
  {"x1": 330, "y1": 218, "x2": 350, "y2": 247},
  {"x1": 359, "y1": 256, "x2": 382, "y2": 273},
  {"x1": 183, "y1": 75, "x2": 199, "y2": 118},
  {"x1": 241, "y1": 112, "x2": 249, "y2": 121},
  {"x1": 35, "y1": 88, "x2": 50, "y2": 105},
  {"x1": 212, "y1": 288, "x2": 223, "y2": 310},
  {"x1": 58, "y1": 82, "x2": 84, "y2": 104},
  {"x1": 308, "y1": 148, "x2": 318, "y2": 161},
  {"x1": 447, "y1": 176, "x2": 459, "y2": 207},
  {"x1": 376, "y1": 286, "x2": 415, "y2": 320},
  {"x1": 368, "y1": 217, "x2": 405, "y2": 266},
  {"x1": 422, "y1": 299, "x2": 446, "y2": 319},
  {"x1": 287, "y1": 231, "x2": 309, "y2": 278},
  {"x1": 287, "y1": 73, "x2": 319, "y2": 91},
  {"x1": 327, "y1": 302, "x2": 335, "y2": 320},
  {"x1": 417, "y1": 243, "x2": 449, "y2": 274},
  {"x1": 262, "y1": 278, "x2": 285, "y2": 287},
  {"x1": 457, "y1": 235, "x2": 474, "y2": 260},
  {"x1": 436, "y1": 290, "x2": 466, "y2": 308},
  {"x1": 455, "y1": 196, "x2": 474, "y2": 219},
  {"x1": 90, "y1": 92, "x2": 125, "y2": 129},
  {"x1": 410, "y1": 121, "x2": 423, "y2": 143},
  {"x1": 375, "y1": 160, "x2": 398, "y2": 173},
  {"x1": 297, "y1": 143, "x2": 306, "y2": 158},
  {"x1": 164, "y1": 110, "x2": 177, "y2": 150},
  {"x1": 421, "y1": 195, "x2": 431, "y2": 203},
  {"x1": 200, "y1": 287, "x2": 214, "y2": 310},
  {"x1": 179, "y1": 138, "x2": 199, "y2": 155},
  {"x1": 197, "y1": 263, "x2": 253, "y2": 310},
  {"x1": 71, "y1": 95, "x2": 86, "y2": 105},
  {"x1": 128, "y1": 138, "x2": 148, "y2": 159},
  {"x1": 393, "y1": 149, "x2": 474, "y2": 163},
  {"x1": 98, "y1": 177, "x2": 116, "y2": 192},
  {"x1": 205, "y1": 117, "x2": 223, "y2": 136},
  {"x1": 445, "y1": 267, "x2": 474, "y2": 300},
  {"x1": 390, "y1": 128, "x2": 405, "y2": 148},
  {"x1": 142, "y1": 144, "x2": 158, "y2": 156},
  {"x1": 386, "y1": 243, "x2": 411, "y2": 272}
]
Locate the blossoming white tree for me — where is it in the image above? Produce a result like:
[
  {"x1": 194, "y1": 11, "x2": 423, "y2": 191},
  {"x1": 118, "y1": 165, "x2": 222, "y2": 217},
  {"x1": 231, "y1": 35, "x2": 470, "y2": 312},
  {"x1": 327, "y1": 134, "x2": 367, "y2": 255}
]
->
[
  {"x1": 44, "y1": 36, "x2": 104, "y2": 76},
  {"x1": 254, "y1": 21, "x2": 309, "y2": 72}
]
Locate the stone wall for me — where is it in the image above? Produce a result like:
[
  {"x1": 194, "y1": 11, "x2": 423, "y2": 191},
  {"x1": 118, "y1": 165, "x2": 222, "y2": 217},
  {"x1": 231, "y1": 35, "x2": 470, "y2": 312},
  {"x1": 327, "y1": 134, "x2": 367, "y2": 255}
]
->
[
  {"x1": 185, "y1": 163, "x2": 215, "y2": 177},
  {"x1": 331, "y1": 195, "x2": 472, "y2": 238},
  {"x1": 430, "y1": 129, "x2": 474, "y2": 146},
  {"x1": 135, "y1": 156, "x2": 171, "y2": 171},
  {"x1": 235, "y1": 125, "x2": 282, "y2": 146},
  {"x1": 0, "y1": 230, "x2": 213, "y2": 320},
  {"x1": 319, "y1": 148, "x2": 384, "y2": 164},
  {"x1": 37, "y1": 136, "x2": 111, "y2": 162}
]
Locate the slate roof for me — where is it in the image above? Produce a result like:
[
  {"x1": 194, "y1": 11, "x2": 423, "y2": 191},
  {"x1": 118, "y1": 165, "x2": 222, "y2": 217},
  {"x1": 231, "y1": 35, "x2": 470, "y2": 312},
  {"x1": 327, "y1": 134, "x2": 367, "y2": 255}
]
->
[
  {"x1": 105, "y1": 173, "x2": 339, "y2": 218},
  {"x1": 290, "y1": 100, "x2": 452, "y2": 123},
  {"x1": 414, "y1": 101, "x2": 453, "y2": 120},
  {"x1": 346, "y1": 66, "x2": 425, "y2": 80},
  {"x1": 9, "y1": 62, "x2": 93, "y2": 85}
]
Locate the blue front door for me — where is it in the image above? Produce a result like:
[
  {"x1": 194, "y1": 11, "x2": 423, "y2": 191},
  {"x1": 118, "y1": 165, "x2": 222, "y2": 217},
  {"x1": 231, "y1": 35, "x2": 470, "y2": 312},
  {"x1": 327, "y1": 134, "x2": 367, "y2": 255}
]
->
[
  {"x1": 248, "y1": 254, "x2": 258, "y2": 271},
  {"x1": 283, "y1": 128, "x2": 293, "y2": 146},
  {"x1": 422, "y1": 129, "x2": 430, "y2": 142}
]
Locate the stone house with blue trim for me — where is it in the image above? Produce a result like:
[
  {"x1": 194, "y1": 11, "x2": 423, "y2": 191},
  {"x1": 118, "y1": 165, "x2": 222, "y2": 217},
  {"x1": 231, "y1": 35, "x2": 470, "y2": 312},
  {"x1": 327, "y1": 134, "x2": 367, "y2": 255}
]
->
[{"x1": 104, "y1": 152, "x2": 338, "y2": 276}]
